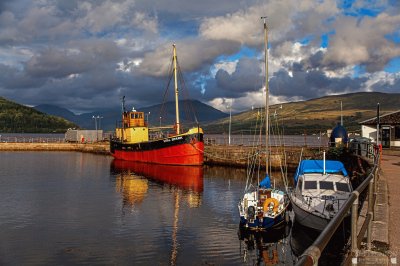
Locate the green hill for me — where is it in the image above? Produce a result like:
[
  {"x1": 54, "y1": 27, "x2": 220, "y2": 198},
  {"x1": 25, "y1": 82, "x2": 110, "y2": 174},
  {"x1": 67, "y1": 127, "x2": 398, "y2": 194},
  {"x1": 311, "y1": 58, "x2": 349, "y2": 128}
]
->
[
  {"x1": 0, "y1": 97, "x2": 78, "y2": 133},
  {"x1": 203, "y1": 92, "x2": 400, "y2": 134}
]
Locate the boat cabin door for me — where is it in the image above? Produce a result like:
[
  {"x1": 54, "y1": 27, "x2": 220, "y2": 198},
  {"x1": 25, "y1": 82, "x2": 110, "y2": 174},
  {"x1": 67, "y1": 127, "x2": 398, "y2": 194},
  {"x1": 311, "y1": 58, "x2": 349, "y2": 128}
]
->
[{"x1": 381, "y1": 126, "x2": 390, "y2": 148}]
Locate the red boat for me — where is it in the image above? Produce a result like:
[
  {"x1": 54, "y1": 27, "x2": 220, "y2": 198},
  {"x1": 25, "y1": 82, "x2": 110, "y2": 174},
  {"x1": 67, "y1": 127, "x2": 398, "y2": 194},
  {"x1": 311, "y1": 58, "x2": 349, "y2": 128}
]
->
[{"x1": 110, "y1": 44, "x2": 204, "y2": 166}]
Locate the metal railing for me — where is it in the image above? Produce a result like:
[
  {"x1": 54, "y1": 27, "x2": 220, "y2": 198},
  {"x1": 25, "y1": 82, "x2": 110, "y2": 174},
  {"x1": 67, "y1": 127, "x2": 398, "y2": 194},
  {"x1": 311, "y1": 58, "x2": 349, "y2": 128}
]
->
[{"x1": 296, "y1": 143, "x2": 380, "y2": 266}]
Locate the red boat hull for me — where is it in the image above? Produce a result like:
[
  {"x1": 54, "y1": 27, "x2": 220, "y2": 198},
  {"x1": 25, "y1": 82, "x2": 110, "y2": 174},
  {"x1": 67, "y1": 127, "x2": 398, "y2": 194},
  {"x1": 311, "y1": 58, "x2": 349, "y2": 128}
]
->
[{"x1": 110, "y1": 132, "x2": 204, "y2": 166}]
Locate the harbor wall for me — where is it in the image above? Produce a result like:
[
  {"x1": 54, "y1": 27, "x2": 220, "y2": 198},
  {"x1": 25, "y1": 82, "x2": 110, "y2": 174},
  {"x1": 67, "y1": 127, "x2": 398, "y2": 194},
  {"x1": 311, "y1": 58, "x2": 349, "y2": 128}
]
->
[
  {"x1": 0, "y1": 142, "x2": 110, "y2": 155},
  {"x1": 0, "y1": 142, "x2": 320, "y2": 169},
  {"x1": 204, "y1": 145, "x2": 321, "y2": 170}
]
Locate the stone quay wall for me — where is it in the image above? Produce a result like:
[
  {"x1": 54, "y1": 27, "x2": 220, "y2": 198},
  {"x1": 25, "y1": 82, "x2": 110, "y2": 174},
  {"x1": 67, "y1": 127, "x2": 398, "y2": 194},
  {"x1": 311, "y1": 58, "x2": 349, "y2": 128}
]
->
[{"x1": 0, "y1": 142, "x2": 319, "y2": 169}]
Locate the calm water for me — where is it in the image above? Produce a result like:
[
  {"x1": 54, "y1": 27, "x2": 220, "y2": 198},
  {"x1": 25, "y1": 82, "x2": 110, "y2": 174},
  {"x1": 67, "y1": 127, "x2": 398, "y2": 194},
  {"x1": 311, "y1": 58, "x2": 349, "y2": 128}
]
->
[{"x1": 0, "y1": 152, "x2": 348, "y2": 265}]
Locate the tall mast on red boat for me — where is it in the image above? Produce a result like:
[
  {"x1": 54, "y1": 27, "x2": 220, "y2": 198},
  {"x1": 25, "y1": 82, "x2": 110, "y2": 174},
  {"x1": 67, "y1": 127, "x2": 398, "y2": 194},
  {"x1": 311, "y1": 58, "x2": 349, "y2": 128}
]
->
[{"x1": 173, "y1": 44, "x2": 180, "y2": 135}]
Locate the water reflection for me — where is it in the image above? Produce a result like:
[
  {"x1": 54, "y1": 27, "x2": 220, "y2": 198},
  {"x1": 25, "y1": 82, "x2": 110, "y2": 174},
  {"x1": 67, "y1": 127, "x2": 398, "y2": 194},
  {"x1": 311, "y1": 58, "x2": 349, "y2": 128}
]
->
[
  {"x1": 238, "y1": 221, "x2": 294, "y2": 265},
  {"x1": 111, "y1": 160, "x2": 204, "y2": 193},
  {"x1": 0, "y1": 153, "x2": 352, "y2": 265},
  {"x1": 290, "y1": 220, "x2": 350, "y2": 265},
  {"x1": 114, "y1": 171, "x2": 149, "y2": 207}
]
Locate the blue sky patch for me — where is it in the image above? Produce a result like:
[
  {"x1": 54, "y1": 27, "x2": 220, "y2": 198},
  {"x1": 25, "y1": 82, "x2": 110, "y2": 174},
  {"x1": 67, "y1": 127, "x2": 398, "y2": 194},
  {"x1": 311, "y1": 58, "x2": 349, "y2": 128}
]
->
[
  {"x1": 384, "y1": 57, "x2": 400, "y2": 73},
  {"x1": 353, "y1": 65, "x2": 366, "y2": 78},
  {"x1": 216, "y1": 46, "x2": 258, "y2": 62}
]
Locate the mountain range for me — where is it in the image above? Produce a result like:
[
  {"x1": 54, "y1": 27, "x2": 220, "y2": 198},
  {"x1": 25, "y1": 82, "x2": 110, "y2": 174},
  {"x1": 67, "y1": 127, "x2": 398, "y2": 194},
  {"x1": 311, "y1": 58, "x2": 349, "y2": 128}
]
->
[
  {"x1": 202, "y1": 92, "x2": 400, "y2": 134},
  {"x1": 1, "y1": 92, "x2": 399, "y2": 134},
  {"x1": 34, "y1": 100, "x2": 229, "y2": 131}
]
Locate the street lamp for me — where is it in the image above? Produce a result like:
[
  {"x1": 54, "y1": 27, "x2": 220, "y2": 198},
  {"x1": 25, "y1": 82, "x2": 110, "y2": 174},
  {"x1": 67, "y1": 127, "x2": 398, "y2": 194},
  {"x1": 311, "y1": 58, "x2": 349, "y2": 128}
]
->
[
  {"x1": 97, "y1": 115, "x2": 103, "y2": 130},
  {"x1": 92, "y1": 116, "x2": 98, "y2": 131},
  {"x1": 92, "y1": 115, "x2": 103, "y2": 142},
  {"x1": 228, "y1": 104, "x2": 232, "y2": 145},
  {"x1": 146, "y1": 112, "x2": 151, "y2": 126},
  {"x1": 159, "y1": 116, "x2": 162, "y2": 127}
]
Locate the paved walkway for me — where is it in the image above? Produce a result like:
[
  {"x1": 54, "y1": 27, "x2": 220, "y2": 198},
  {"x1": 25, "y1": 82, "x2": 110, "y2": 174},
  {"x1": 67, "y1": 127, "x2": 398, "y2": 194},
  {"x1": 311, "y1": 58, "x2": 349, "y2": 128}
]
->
[{"x1": 380, "y1": 150, "x2": 400, "y2": 261}]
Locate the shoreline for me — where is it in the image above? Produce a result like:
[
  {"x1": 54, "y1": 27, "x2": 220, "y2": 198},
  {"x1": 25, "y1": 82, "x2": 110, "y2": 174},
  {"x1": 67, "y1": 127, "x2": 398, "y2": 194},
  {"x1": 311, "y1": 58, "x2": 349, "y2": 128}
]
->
[{"x1": 0, "y1": 142, "x2": 320, "y2": 170}]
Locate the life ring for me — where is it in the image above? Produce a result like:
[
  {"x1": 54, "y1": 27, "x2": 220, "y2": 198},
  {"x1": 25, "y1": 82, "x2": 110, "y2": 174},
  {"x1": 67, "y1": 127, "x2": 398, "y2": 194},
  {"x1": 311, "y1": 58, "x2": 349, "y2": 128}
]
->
[{"x1": 263, "y1": 198, "x2": 279, "y2": 213}]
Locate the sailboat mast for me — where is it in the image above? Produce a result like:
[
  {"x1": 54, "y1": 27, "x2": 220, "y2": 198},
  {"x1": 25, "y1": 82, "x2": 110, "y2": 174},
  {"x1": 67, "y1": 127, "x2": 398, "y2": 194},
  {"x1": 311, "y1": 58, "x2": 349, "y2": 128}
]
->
[
  {"x1": 262, "y1": 17, "x2": 269, "y2": 174},
  {"x1": 173, "y1": 44, "x2": 180, "y2": 135}
]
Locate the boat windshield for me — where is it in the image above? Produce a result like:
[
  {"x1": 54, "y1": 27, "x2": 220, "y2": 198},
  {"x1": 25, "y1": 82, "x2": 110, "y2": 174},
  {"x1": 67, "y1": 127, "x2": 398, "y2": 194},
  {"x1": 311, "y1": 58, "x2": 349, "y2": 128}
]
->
[
  {"x1": 304, "y1": 181, "x2": 317, "y2": 190},
  {"x1": 320, "y1": 181, "x2": 334, "y2": 190},
  {"x1": 336, "y1": 182, "x2": 351, "y2": 192}
]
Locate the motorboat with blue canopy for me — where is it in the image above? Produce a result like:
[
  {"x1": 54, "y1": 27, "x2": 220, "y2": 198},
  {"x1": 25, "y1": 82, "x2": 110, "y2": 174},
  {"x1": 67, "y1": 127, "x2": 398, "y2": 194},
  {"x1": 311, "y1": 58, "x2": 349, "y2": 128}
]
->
[{"x1": 289, "y1": 159, "x2": 352, "y2": 231}]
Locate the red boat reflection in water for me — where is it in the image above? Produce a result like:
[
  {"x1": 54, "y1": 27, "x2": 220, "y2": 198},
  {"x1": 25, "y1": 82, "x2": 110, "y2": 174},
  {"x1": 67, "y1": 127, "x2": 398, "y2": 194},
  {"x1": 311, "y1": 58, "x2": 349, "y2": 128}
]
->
[{"x1": 111, "y1": 159, "x2": 204, "y2": 193}]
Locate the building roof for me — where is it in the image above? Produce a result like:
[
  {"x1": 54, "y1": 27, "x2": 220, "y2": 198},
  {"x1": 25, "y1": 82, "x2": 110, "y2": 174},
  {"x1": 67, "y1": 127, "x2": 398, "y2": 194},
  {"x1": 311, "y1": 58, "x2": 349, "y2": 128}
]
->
[{"x1": 359, "y1": 110, "x2": 400, "y2": 125}]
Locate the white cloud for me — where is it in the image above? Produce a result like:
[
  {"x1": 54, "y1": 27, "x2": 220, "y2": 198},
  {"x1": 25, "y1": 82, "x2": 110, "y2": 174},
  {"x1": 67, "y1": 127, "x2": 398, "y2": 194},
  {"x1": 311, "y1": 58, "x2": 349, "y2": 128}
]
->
[
  {"x1": 323, "y1": 13, "x2": 400, "y2": 72},
  {"x1": 212, "y1": 61, "x2": 237, "y2": 76}
]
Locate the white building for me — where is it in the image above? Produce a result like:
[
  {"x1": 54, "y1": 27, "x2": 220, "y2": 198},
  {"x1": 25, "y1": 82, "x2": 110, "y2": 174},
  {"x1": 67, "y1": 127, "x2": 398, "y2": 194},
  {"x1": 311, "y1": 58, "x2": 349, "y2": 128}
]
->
[{"x1": 360, "y1": 110, "x2": 400, "y2": 148}]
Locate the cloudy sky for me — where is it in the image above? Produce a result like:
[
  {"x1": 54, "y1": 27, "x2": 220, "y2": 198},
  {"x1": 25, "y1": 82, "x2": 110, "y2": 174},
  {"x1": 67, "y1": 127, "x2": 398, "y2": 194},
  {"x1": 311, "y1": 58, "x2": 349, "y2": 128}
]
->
[{"x1": 0, "y1": 0, "x2": 399, "y2": 113}]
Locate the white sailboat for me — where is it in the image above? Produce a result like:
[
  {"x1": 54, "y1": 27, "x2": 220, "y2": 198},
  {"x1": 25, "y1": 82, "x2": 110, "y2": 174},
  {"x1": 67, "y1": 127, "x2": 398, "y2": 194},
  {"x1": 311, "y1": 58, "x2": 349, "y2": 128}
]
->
[{"x1": 238, "y1": 18, "x2": 290, "y2": 230}]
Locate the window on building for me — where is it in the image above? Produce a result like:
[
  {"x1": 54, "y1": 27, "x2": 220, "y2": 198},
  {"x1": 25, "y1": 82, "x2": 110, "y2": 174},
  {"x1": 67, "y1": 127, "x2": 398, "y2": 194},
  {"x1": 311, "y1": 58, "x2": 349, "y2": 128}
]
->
[{"x1": 395, "y1": 126, "x2": 400, "y2": 140}]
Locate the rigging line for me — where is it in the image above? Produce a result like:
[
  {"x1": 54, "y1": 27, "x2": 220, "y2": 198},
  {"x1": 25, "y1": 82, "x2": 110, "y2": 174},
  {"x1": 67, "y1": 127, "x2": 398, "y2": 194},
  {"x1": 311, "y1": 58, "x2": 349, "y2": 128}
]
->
[
  {"x1": 177, "y1": 61, "x2": 199, "y2": 125},
  {"x1": 246, "y1": 112, "x2": 263, "y2": 191},
  {"x1": 160, "y1": 57, "x2": 174, "y2": 125},
  {"x1": 176, "y1": 62, "x2": 193, "y2": 125},
  {"x1": 277, "y1": 114, "x2": 289, "y2": 189},
  {"x1": 249, "y1": 109, "x2": 263, "y2": 187},
  {"x1": 272, "y1": 112, "x2": 288, "y2": 188}
]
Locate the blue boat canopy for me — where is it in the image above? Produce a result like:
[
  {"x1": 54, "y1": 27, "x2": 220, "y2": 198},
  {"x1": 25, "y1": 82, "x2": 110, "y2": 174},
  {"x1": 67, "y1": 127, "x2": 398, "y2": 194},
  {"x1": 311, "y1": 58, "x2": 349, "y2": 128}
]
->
[{"x1": 294, "y1": 160, "x2": 348, "y2": 184}]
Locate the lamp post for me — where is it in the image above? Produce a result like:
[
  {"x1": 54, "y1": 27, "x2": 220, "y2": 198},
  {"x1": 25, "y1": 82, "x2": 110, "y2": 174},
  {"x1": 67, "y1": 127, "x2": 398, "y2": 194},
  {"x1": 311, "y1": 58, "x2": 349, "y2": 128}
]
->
[
  {"x1": 92, "y1": 116, "x2": 98, "y2": 131},
  {"x1": 159, "y1": 116, "x2": 162, "y2": 127},
  {"x1": 98, "y1": 116, "x2": 103, "y2": 130},
  {"x1": 228, "y1": 104, "x2": 232, "y2": 145},
  {"x1": 92, "y1": 116, "x2": 97, "y2": 142},
  {"x1": 146, "y1": 112, "x2": 151, "y2": 126},
  {"x1": 92, "y1": 115, "x2": 103, "y2": 142},
  {"x1": 98, "y1": 116, "x2": 103, "y2": 141}
]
